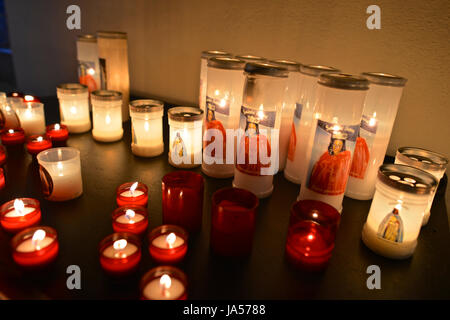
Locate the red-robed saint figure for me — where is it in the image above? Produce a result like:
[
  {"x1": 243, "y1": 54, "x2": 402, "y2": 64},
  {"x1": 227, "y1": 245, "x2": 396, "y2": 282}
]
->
[
  {"x1": 205, "y1": 108, "x2": 226, "y2": 158},
  {"x1": 349, "y1": 136, "x2": 370, "y2": 179}
]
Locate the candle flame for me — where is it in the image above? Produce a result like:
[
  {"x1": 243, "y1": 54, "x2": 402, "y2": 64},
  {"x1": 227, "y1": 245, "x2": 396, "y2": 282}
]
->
[
  {"x1": 125, "y1": 209, "x2": 136, "y2": 223},
  {"x1": 160, "y1": 274, "x2": 172, "y2": 290},
  {"x1": 87, "y1": 68, "x2": 95, "y2": 75},
  {"x1": 219, "y1": 99, "x2": 227, "y2": 107},
  {"x1": 32, "y1": 229, "x2": 46, "y2": 250},
  {"x1": 166, "y1": 232, "x2": 176, "y2": 248},
  {"x1": 70, "y1": 106, "x2": 77, "y2": 114},
  {"x1": 8, "y1": 129, "x2": 14, "y2": 134},
  {"x1": 257, "y1": 105, "x2": 265, "y2": 120},
  {"x1": 36, "y1": 136, "x2": 43, "y2": 142},
  {"x1": 129, "y1": 182, "x2": 138, "y2": 196},
  {"x1": 113, "y1": 239, "x2": 127, "y2": 251},
  {"x1": 214, "y1": 89, "x2": 220, "y2": 96},
  {"x1": 24, "y1": 95, "x2": 34, "y2": 102},
  {"x1": 5, "y1": 106, "x2": 11, "y2": 112},
  {"x1": 14, "y1": 199, "x2": 25, "y2": 215},
  {"x1": 105, "y1": 114, "x2": 111, "y2": 124},
  {"x1": 55, "y1": 124, "x2": 60, "y2": 130},
  {"x1": 144, "y1": 121, "x2": 150, "y2": 131}
]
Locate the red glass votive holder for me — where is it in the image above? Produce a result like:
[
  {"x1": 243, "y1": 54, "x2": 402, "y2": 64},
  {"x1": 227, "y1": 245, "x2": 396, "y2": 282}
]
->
[
  {"x1": 162, "y1": 171, "x2": 204, "y2": 233},
  {"x1": 99, "y1": 232, "x2": 142, "y2": 276},
  {"x1": 285, "y1": 200, "x2": 340, "y2": 271},
  {"x1": 116, "y1": 182, "x2": 148, "y2": 207},
  {"x1": 11, "y1": 226, "x2": 59, "y2": 269},
  {"x1": 0, "y1": 168, "x2": 5, "y2": 190},
  {"x1": 0, "y1": 145, "x2": 6, "y2": 166},
  {"x1": 46, "y1": 123, "x2": 69, "y2": 147},
  {"x1": 1, "y1": 128, "x2": 26, "y2": 146},
  {"x1": 0, "y1": 198, "x2": 41, "y2": 233},
  {"x1": 210, "y1": 187, "x2": 259, "y2": 257},
  {"x1": 26, "y1": 135, "x2": 52, "y2": 156},
  {"x1": 148, "y1": 225, "x2": 188, "y2": 264},
  {"x1": 140, "y1": 266, "x2": 188, "y2": 300},
  {"x1": 112, "y1": 205, "x2": 148, "y2": 236}
]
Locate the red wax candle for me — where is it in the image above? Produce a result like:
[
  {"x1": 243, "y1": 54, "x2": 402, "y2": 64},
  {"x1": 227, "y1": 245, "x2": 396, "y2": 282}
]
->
[
  {"x1": 46, "y1": 123, "x2": 69, "y2": 146},
  {"x1": 140, "y1": 266, "x2": 188, "y2": 300},
  {"x1": 0, "y1": 198, "x2": 41, "y2": 233},
  {"x1": 0, "y1": 145, "x2": 6, "y2": 165},
  {"x1": 1, "y1": 128, "x2": 26, "y2": 146},
  {"x1": 162, "y1": 171, "x2": 204, "y2": 233},
  {"x1": 23, "y1": 95, "x2": 40, "y2": 103},
  {"x1": 11, "y1": 226, "x2": 59, "y2": 269},
  {"x1": 148, "y1": 225, "x2": 188, "y2": 264},
  {"x1": 26, "y1": 135, "x2": 52, "y2": 155},
  {"x1": 0, "y1": 168, "x2": 5, "y2": 190},
  {"x1": 285, "y1": 200, "x2": 340, "y2": 271},
  {"x1": 116, "y1": 182, "x2": 148, "y2": 207},
  {"x1": 99, "y1": 233, "x2": 141, "y2": 276},
  {"x1": 112, "y1": 205, "x2": 148, "y2": 236}
]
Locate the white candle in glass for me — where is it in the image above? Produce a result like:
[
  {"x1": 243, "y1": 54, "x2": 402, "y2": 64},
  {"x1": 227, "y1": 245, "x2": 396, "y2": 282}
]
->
[
  {"x1": 57, "y1": 83, "x2": 91, "y2": 133},
  {"x1": 152, "y1": 232, "x2": 185, "y2": 249},
  {"x1": 91, "y1": 90, "x2": 123, "y2": 142},
  {"x1": 4, "y1": 199, "x2": 35, "y2": 217},
  {"x1": 14, "y1": 102, "x2": 46, "y2": 136},
  {"x1": 115, "y1": 209, "x2": 145, "y2": 224},
  {"x1": 143, "y1": 274, "x2": 185, "y2": 300},
  {"x1": 102, "y1": 239, "x2": 138, "y2": 259}
]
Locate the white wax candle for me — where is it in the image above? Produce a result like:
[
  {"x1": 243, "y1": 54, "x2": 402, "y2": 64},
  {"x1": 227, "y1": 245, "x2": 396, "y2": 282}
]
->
[
  {"x1": 151, "y1": 233, "x2": 185, "y2": 249},
  {"x1": 92, "y1": 105, "x2": 123, "y2": 142},
  {"x1": 115, "y1": 212, "x2": 145, "y2": 224},
  {"x1": 45, "y1": 163, "x2": 83, "y2": 201},
  {"x1": 16, "y1": 236, "x2": 54, "y2": 253},
  {"x1": 17, "y1": 107, "x2": 46, "y2": 135},
  {"x1": 142, "y1": 276, "x2": 185, "y2": 300},
  {"x1": 60, "y1": 99, "x2": 91, "y2": 133},
  {"x1": 102, "y1": 241, "x2": 138, "y2": 259},
  {"x1": 131, "y1": 117, "x2": 164, "y2": 157},
  {"x1": 120, "y1": 190, "x2": 144, "y2": 198}
]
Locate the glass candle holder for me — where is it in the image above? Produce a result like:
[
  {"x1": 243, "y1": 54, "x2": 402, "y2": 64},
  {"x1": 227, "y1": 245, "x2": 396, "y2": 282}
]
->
[
  {"x1": 0, "y1": 168, "x2": 4, "y2": 190},
  {"x1": 76, "y1": 34, "x2": 101, "y2": 93},
  {"x1": 285, "y1": 200, "x2": 340, "y2": 271},
  {"x1": 168, "y1": 107, "x2": 203, "y2": 168},
  {"x1": 0, "y1": 198, "x2": 41, "y2": 234},
  {"x1": 46, "y1": 123, "x2": 69, "y2": 147},
  {"x1": 37, "y1": 147, "x2": 83, "y2": 201},
  {"x1": 130, "y1": 99, "x2": 164, "y2": 157},
  {"x1": 1, "y1": 128, "x2": 26, "y2": 146},
  {"x1": 346, "y1": 72, "x2": 407, "y2": 200},
  {"x1": 0, "y1": 145, "x2": 6, "y2": 166},
  {"x1": 11, "y1": 226, "x2": 59, "y2": 269},
  {"x1": 26, "y1": 135, "x2": 52, "y2": 156},
  {"x1": 298, "y1": 73, "x2": 369, "y2": 212},
  {"x1": 99, "y1": 232, "x2": 141, "y2": 276},
  {"x1": 116, "y1": 181, "x2": 148, "y2": 207},
  {"x1": 0, "y1": 99, "x2": 21, "y2": 129},
  {"x1": 284, "y1": 65, "x2": 340, "y2": 185},
  {"x1": 233, "y1": 63, "x2": 288, "y2": 198},
  {"x1": 140, "y1": 266, "x2": 188, "y2": 300},
  {"x1": 57, "y1": 83, "x2": 91, "y2": 133},
  {"x1": 202, "y1": 57, "x2": 246, "y2": 178},
  {"x1": 199, "y1": 50, "x2": 232, "y2": 110},
  {"x1": 362, "y1": 164, "x2": 437, "y2": 259},
  {"x1": 91, "y1": 90, "x2": 123, "y2": 142},
  {"x1": 14, "y1": 102, "x2": 46, "y2": 136},
  {"x1": 394, "y1": 147, "x2": 448, "y2": 226},
  {"x1": 112, "y1": 205, "x2": 148, "y2": 236},
  {"x1": 162, "y1": 171, "x2": 204, "y2": 233},
  {"x1": 148, "y1": 225, "x2": 188, "y2": 264},
  {"x1": 235, "y1": 54, "x2": 267, "y2": 64},
  {"x1": 210, "y1": 187, "x2": 259, "y2": 257}
]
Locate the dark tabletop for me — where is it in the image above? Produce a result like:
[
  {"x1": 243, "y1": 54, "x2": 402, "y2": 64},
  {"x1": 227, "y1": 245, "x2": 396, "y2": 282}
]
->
[{"x1": 0, "y1": 96, "x2": 449, "y2": 300}]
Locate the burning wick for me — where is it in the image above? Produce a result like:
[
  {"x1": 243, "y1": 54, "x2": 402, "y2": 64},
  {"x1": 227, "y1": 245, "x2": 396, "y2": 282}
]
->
[
  {"x1": 31, "y1": 229, "x2": 46, "y2": 250},
  {"x1": 24, "y1": 95, "x2": 34, "y2": 102},
  {"x1": 14, "y1": 199, "x2": 25, "y2": 216},
  {"x1": 160, "y1": 274, "x2": 172, "y2": 297},
  {"x1": 166, "y1": 233, "x2": 176, "y2": 249},
  {"x1": 129, "y1": 182, "x2": 138, "y2": 197},
  {"x1": 125, "y1": 209, "x2": 136, "y2": 224},
  {"x1": 8, "y1": 129, "x2": 14, "y2": 134},
  {"x1": 113, "y1": 239, "x2": 128, "y2": 258},
  {"x1": 87, "y1": 68, "x2": 95, "y2": 76},
  {"x1": 54, "y1": 124, "x2": 61, "y2": 130},
  {"x1": 36, "y1": 136, "x2": 43, "y2": 142}
]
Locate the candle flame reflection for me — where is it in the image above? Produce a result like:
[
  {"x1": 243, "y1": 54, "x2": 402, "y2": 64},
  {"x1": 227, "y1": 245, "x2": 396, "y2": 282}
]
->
[
  {"x1": 14, "y1": 199, "x2": 25, "y2": 216},
  {"x1": 32, "y1": 229, "x2": 46, "y2": 250}
]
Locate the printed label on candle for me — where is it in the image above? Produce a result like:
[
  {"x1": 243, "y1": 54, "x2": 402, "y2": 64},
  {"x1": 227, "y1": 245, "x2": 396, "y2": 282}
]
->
[
  {"x1": 377, "y1": 207, "x2": 404, "y2": 243},
  {"x1": 305, "y1": 119, "x2": 359, "y2": 195},
  {"x1": 39, "y1": 165, "x2": 54, "y2": 197},
  {"x1": 205, "y1": 96, "x2": 228, "y2": 160},
  {"x1": 172, "y1": 132, "x2": 192, "y2": 162},
  {"x1": 287, "y1": 103, "x2": 303, "y2": 161},
  {"x1": 206, "y1": 96, "x2": 230, "y2": 116},
  {"x1": 350, "y1": 114, "x2": 378, "y2": 179},
  {"x1": 78, "y1": 60, "x2": 98, "y2": 92}
]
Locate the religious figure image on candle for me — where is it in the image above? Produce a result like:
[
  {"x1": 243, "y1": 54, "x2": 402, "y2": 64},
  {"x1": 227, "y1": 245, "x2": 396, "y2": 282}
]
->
[
  {"x1": 350, "y1": 114, "x2": 377, "y2": 179},
  {"x1": 377, "y1": 207, "x2": 404, "y2": 243},
  {"x1": 78, "y1": 61, "x2": 98, "y2": 92},
  {"x1": 287, "y1": 103, "x2": 302, "y2": 162},
  {"x1": 172, "y1": 132, "x2": 188, "y2": 160},
  {"x1": 204, "y1": 97, "x2": 227, "y2": 158}
]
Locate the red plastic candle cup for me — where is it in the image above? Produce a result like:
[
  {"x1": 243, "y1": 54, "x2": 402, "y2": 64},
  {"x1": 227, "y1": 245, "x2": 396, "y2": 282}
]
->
[
  {"x1": 1, "y1": 128, "x2": 26, "y2": 146},
  {"x1": 285, "y1": 200, "x2": 340, "y2": 271},
  {"x1": 0, "y1": 168, "x2": 5, "y2": 190},
  {"x1": 116, "y1": 182, "x2": 148, "y2": 207},
  {"x1": 210, "y1": 187, "x2": 259, "y2": 257},
  {"x1": 26, "y1": 135, "x2": 52, "y2": 156},
  {"x1": 0, "y1": 198, "x2": 41, "y2": 233},
  {"x1": 162, "y1": 171, "x2": 204, "y2": 233},
  {"x1": 23, "y1": 95, "x2": 40, "y2": 103},
  {"x1": 46, "y1": 123, "x2": 69, "y2": 147},
  {"x1": 148, "y1": 225, "x2": 188, "y2": 264},
  {"x1": 112, "y1": 205, "x2": 148, "y2": 236},
  {"x1": 140, "y1": 266, "x2": 188, "y2": 300},
  {"x1": 0, "y1": 145, "x2": 6, "y2": 165},
  {"x1": 11, "y1": 226, "x2": 59, "y2": 269},
  {"x1": 99, "y1": 233, "x2": 141, "y2": 276}
]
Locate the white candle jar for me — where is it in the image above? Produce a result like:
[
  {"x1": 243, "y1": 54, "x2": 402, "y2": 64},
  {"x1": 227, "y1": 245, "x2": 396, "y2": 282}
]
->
[
  {"x1": 298, "y1": 73, "x2": 368, "y2": 212},
  {"x1": 37, "y1": 147, "x2": 83, "y2": 201},
  {"x1": 57, "y1": 83, "x2": 91, "y2": 133},
  {"x1": 168, "y1": 107, "x2": 203, "y2": 168},
  {"x1": 14, "y1": 102, "x2": 46, "y2": 136},
  {"x1": 233, "y1": 63, "x2": 288, "y2": 198},
  {"x1": 130, "y1": 99, "x2": 164, "y2": 157},
  {"x1": 362, "y1": 164, "x2": 437, "y2": 259},
  {"x1": 199, "y1": 50, "x2": 231, "y2": 111},
  {"x1": 284, "y1": 65, "x2": 340, "y2": 184},
  {"x1": 394, "y1": 147, "x2": 448, "y2": 226},
  {"x1": 202, "y1": 57, "x2": 245, "y2": 178},
  {"x1": 346, "y1": 72, "x2": 407, "y2": 200},
  {"x1": 91, "y1": 90, "x2": 123, "y2": 142},
  {"x1": 76, "y1": 35, "x2": 101, "y2": 93}
]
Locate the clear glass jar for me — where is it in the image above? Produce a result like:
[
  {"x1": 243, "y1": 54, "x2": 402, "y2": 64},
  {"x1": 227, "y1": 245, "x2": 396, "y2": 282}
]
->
[
  {"x1": 346, "y1": 72, "x2": 407, "y2": 200},
  {"x1": 362, "y1": 164, "x2": 437, "y2": 259},
  {"x1": 57, "y1": 83, "x2": 91, "y2": 133},
  {"x1": 76, "y1": 35, "x2": 101, "y2": 94},
  {"x1": 91, "y1": 90, "x2": 123, "y2": 142},
  {"x1": 14, "y1": 102, "x2": 46, "y2": 136}
]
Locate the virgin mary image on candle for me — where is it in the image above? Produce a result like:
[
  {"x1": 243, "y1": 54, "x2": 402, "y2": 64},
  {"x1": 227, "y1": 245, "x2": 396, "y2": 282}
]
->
[
  {"x1": 205, "y1": 99, "x2": 226, "y2": 158},
  {"x1": 377, "y1": 206, "x2": 404, "y2": 243},
  {"x1": 172, "y1": 132, "x2": 187, "y2": 162}
]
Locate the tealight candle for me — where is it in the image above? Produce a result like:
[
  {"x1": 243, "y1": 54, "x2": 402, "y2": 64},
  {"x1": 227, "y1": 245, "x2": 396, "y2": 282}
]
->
[
  {"x1": 99, "y1": 233, "x2": 141, "y2": 276},
  {"x1": 1, "y1": 128, "x2": 26, "y2": 146},
  {"x1": 46, "y1": 123, "x2": 69, "y2": 147},
  {"x1": 362, "y1": 164, "x2": 437, "y2": 259},
  {"x1": 140, "y1": 266, "x2": 188, "y2": 300},
  {"x1": 0, "y1": 168, "x2": 4, "y2": 190},
  {"x1": 91, "y1": 90, "x2": 123, "y2": 142},
  {"x1": 0, "y1": 198, "x2": 41, "y2": 233},
  {"x1": 57, "y1": 83, "x2": 91, "y2": 133},
  {"x1": 116, "y1": 182, "x2": 148, "y2": 207},
  {"x1": 112, "y1": 205, "x2": 148, "y2": 236},
  {"x1": 148, "y1": 225, "x2": 188, "y2": 264},
  {"x1": 11, "y1": 226, "x2": 59, "y2": 268},
  {"x1": 36, "y1": 147, "x2": 83, "y2": 201},
  {"x1": 14, "y1": 102, "x2": 46, "y2": 136},
  {"x1": 23, "y1": 95, "x2": 40, "y2": 103},
  {"x1": 0, "y1": 145, "x2": 6, "y2": 165},
  {"x1": 26, "y1": 135, "x2": 52, "y2": 156}
]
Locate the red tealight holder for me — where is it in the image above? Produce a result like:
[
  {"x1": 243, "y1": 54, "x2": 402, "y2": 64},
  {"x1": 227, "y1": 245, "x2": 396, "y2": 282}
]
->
[
  {"x1": 26, "y1": 135, "x2": 52, "y2": 156},
  {"x1": 0, "y1": 145, "x2": 6, "y2": 165},
  {"x1": 162, "y1": 171, "x2": 204, "y2": 233},
  {"x1": 0, "y1": 198, "x2": 41, "y2": 233},
  {"x1": 23, "y1": 95, "x2": 41, "y2": 103},
  {"x1": 285, "y1": 200, "x2": 341, "y2": 271},
  {"x1": 11, "y1": 226, "x2": 59, "y2": 269},
  {"x1": 1, "y1": 128, "x2": 26, "y2": 146},
  {"x1": 112, "y1": 205, "x2": 148, "y2": 236},
  {"x1": 46, "y1": 123, "x2": 69, "y2": 147},
  {"x1": 0, "y1": 168, "x2": 5, "y2": 190},
  {"x1": 210, "y1": 187, "x2": 259, "y2": 257},
  {"x1": 116, "y1": 182, "x2": 148, "y2": 207},
  {"x1": 148, "y1": 225, "x2": 188, "y2": 264},
  {"x1": 99, "y1": 232, "x2": 142, "y2": 276},
  {"x1": 140, "y1": 266, "x2": 188, "y2": 300}
]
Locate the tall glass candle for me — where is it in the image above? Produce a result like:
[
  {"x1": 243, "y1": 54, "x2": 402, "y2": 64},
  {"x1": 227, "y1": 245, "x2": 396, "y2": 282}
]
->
[
  {"x1": 362, "y1": 164, "x2": 437, "y2": 259},
  {"x1": 91, "y1": 90, "x2": 123, "y2": 142},
  {"x1": 284, "y1": 65, "x2": 340, "y2": 184},
  {"x1": 76, "y1": 34, "x2": 101, "y2": 93},
  {"x1": 168, "y1": 107, "x2": 203, "y2": 168},
  {"x1": 202, "y1": 57, "x2": 245, "y2": 178},
  {"x1": 57, "y1": 83, "x2": 91, "y2": 133},
  {"x1": 233, "y1": 63, "x2": 288, "y2": 198},
  {"x1": 130, "y1": 99, "x2": 164, "y2": 157},
  {"x1": 37, "y1": 147, "x2": 83, "y2": 201},
  {"x1": 140, "y1": 266, "x2": 188, "y2": 300},
  {"x1": 346, "y1": 72, "x2": 407, "y2": 200},
  {"x1": 395, "y1": 147, "x2": 448, "y2": 225},
  {"x1": 14, "y1": 102, "x2": 46, "y2": 136},
  {"x1": 0, "y1": 198, "x2": 41, "y2": 233},
  {"x1": 298, "y1": 73, "x2": 368, "y2": 212}
]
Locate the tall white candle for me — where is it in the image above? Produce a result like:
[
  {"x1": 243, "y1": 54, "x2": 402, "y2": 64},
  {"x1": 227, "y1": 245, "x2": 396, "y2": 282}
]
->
[
  {"x1": 14, "y1": 102, "x2": 46, "y2": 136},
  {"x1": 57, "y1": 83, "x2": 91, "y2": 133},
  {"x1": 91, "y1": 90, "x2": 123, "y2": 142}
]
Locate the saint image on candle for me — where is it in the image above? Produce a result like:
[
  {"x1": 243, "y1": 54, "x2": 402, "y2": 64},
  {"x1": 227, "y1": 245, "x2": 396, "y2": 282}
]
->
[{"x1": 377, "y1": 204, "x2": 404, "y2": 243}]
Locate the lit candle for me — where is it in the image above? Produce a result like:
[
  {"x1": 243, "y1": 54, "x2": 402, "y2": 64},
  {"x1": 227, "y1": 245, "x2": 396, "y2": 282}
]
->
[
  {"x1": 116, "y1": 181, "x2": 148, "y2": 207},
  {"x1": 46, "y1": 123, "x2": 69, "y2": 147},
  {"x1": 0, "y1": 198, "x2": 42, "y2": 233},
  {"x1": 99, "y1": 233, "x2": 141, "y2": 276},
  {"x1": 91, "y1": 90, "x2": 123, "y2": 142},
  {"x1": 26, "y1": 135, "x2": 52, "y2": 156},
  {"x1": 1, "y1": 128, "x2": 26, "y2": 146},
  {"x1": 14, "y1": 102, "x2": 46, "y2": 136},
  {"x1": 57, "y1": 83, "x2": 91, "y2": 133},
  {"x1": 112, "y1": 206, "x2": 148, "y2": 236},
  {"x1": 23, "y1": 95, "x2": 40, "y2": 103},
  {"x1": 140, "y1": 266, "x2": 188, "y2": 300},
  {"x1": 148, "y1": 225, "x2": 188, "y2": 264}
]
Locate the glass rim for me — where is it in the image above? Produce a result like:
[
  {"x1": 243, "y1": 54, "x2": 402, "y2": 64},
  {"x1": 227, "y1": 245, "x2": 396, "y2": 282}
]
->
[
  {"x1": 268, "y1": 59, "x2": 301, "y2": 72},
  {"x1": 168, "y1": 106, "x2": 203, "y2": 122},
  {"x1": 36, "y1": 147, "x2": 80, "y2": 164},
  {"x1": 57, "y1": 83, "x2": 88, "y2": 94},
  {"x1": 91, "y1": 90, "x2": 122, "y2": 101},
  {"x1": 162, "y1": 170, "x2": 204, "y2": 189},
  {"x1": 129, "y1": 99, "x2": 164, "y2": 113},
  {"x1": 397, "y1": 146, "x2": 448, "y2": 171},
  {"x1": 98, "y1": 232, "x2": 141, "y2": 257},
  {"x1": 201, "y1": 50, "x2": 232, "y2": 58},
  {"x1": 290, "y1": 200, "x2": 340, "y2": 226},
  {"x1": 300, "y1": 64, "x2": 340, "y2": 77}
]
